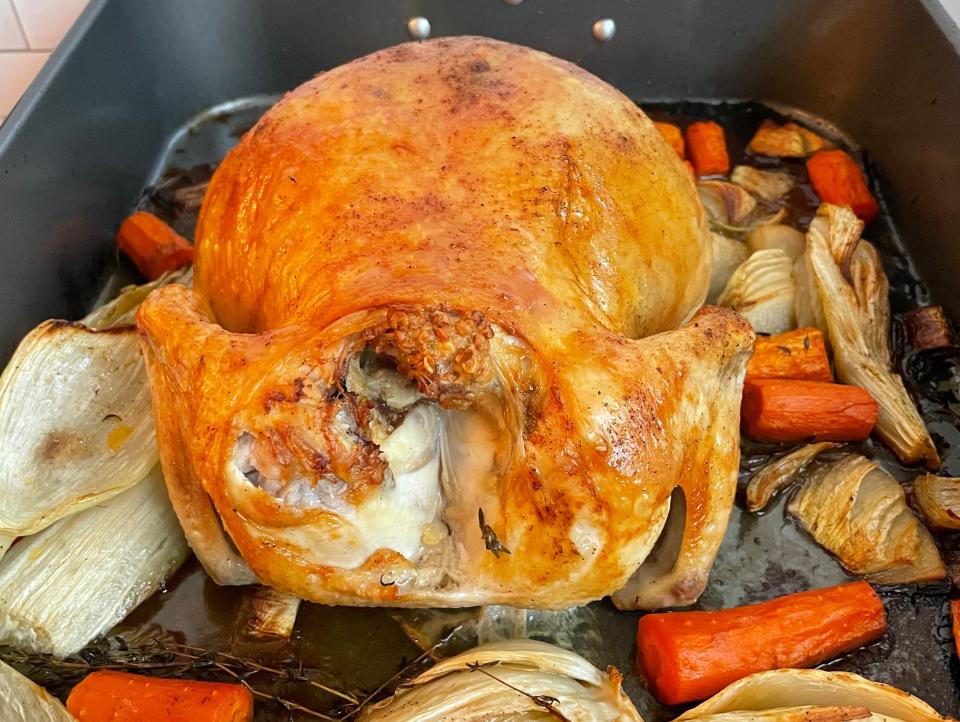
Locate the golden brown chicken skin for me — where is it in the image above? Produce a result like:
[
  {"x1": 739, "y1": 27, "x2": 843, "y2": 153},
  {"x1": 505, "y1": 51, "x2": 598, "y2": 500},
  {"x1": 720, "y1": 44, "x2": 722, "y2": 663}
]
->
[{"x1": 138, "y1": 36, "x2": 753, "y2": 609}]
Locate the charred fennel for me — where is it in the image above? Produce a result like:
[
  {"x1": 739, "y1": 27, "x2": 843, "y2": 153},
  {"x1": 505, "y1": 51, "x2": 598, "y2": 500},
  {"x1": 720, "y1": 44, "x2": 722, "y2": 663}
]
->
[{"x1": 803, "y1": 204, "x2": 939, "y2": 467}]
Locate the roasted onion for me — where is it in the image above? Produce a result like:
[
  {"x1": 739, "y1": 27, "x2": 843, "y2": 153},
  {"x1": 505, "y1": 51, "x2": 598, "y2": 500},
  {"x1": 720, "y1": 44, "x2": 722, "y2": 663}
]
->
[
  {"x1": 361, "y1": 639, "x2": 643, "y2": 721},
  {"x1": 718, "y1": 249, "x2": 796, "y2": 334},
  {"x1": 788, "y1": 454, "x2": 945, "y2": 584},
  {"x1": 678, "y1": 668, "x2": 950, "y2": 722}
]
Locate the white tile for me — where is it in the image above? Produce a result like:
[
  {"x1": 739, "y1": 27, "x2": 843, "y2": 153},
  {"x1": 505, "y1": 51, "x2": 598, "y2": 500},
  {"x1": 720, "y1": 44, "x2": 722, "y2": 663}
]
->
[
  {"x1": 12, "y1": 0, "x2": 88, "y2": 50},
  {"x1": 0, "y1": 0, "x2": 26, "y2": 50},
  {"x1": 0, "y1": 51, "x2": 48, "y2": 116}
]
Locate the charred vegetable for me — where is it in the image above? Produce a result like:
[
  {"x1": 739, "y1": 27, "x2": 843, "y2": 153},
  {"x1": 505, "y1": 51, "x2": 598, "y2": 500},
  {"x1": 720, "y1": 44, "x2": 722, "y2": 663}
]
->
[
  {"x1": 912, "y1": 474, "x2": 960, "y2": 530},
  {"x1": 788, "y1": 454, "x2": 945, "y2": 584},
  {"x1": 745, "y1": 442, "x2": 838, "y2": 512},
  {"x1": 718, "y1": 249, "x2": 796, "y2": 334},
  {"x1": 905, "y1": 306, "x2": 956, "y2": 351},
  {"x1": 747, "y1": 120, "x2": 832, "y2": 158},
  {"x1": 804, "y1": 204, "x2": 939, "y2": 467},
  {"x1": 361, "y1": 639, "x2": 643, "y2": 721},
  {"x1": 731, "y1": 166, "x2": 794, "y2": 203}
]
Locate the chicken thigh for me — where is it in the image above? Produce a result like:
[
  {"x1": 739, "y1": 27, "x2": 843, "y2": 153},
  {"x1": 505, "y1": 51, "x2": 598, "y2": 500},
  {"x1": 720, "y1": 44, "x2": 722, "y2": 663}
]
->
[{"x1": 137, "y1": 36, "x2": 753, "y2": 609}]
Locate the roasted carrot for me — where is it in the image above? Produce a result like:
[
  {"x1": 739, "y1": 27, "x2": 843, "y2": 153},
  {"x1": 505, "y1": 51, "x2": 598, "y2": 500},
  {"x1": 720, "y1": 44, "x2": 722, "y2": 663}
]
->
[
  {"x1": 741, "y1": 378, "x2": 878, "y2": 443},
  {"x1": 654, "y1": 121, "x2": 685, "y2": 159},
  {"x1": 117, "y1": 211, "x2": 194, "y2": 280},
  {"x1": 635, "y1": 581, "x2": 886, "y2": 705},
  {"x1": 66, "y1": 670, "x2": 253, "y2": 722},
  {"x1": 806, "y1": 149, "x2": 879, "y2": 223},
  {"x1": 952, "y1": 599, "x2": 960, "y2": 659},
  {"x1": 685, "y1": 121, "x2": 730, "y2": 176},
  {"x1": 745, "y1": 328, "x2": 833, "y2": 383}
]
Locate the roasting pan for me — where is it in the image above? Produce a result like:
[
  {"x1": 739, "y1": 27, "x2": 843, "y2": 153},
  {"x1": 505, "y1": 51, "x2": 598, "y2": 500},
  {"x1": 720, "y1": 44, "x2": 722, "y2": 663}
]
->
[{"x1": 2, "y1": 1, "x2": 960, "y2": 719}]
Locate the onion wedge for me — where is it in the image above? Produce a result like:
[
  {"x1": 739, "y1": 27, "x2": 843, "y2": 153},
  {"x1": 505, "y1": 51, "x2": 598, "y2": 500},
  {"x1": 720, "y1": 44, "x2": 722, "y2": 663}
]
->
[
  {"x1": 718, "y1": 249, "x2": 796, "y2": 334},
  {"x1": 805, "y1": 204, "x2": 939, "y2": 467},
  {"x1": 0, "y1": 270, "x2": 189, "y2": 537},
  {"x1": 788, "y1": 454, "x2": 945, "y2": 584},
  {"x1": 677, "y1": 668, "x2": 950, "y2": 722},
  {"x1": 0, "y1": 660, "x2": 74, "y2": 721},
  {"x1": 709, "y1": 232, "x2": 751, "y2": 303},
  {"x1": 361, "y1": 639, "x2": 643, "y2": 721},
  {"x1": 912, "y1": 473, "x2": 960, "y2": 530},
  {"x1": 0, "y1": 466, "x2": 188, "y2": 657},
  {"x1": 732, "y1": 166, "x2": 795, "y2": 203},
  {"x1": 745, "y1": 442, "x2": 838, "y2": 512}
]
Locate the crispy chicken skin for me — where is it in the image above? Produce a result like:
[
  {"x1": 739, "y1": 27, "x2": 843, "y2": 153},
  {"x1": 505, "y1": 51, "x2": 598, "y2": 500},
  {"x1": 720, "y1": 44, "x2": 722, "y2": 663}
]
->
[{"x1": 137, "y1": 37, "x2": 753, "y2": 609}]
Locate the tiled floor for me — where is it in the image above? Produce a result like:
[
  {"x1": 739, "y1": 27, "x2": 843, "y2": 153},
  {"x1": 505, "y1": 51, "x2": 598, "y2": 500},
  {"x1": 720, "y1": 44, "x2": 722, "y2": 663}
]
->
[
  {"x1": 0, "y1": 0, "x2": 89, "y2": 123},
  {"x1": 0, "y1": 0, "x2": 958, "y2": 127}
]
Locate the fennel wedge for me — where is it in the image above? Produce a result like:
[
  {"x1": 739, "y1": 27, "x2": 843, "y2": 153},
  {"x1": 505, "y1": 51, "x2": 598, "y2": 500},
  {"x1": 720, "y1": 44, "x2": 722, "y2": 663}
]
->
[
  {"x1": 0, "y1": 269, "x2": 190, "y2": 537},
  {"x1": 678, "y1": 669, "x2": 950, "y2": 722},
  {"x1": 804, "y1": 205, "x2": 938, "y2": 467},
  {"x1": 361, "y1": 639, "x2": 643, "y2": 721},
  {"x1": 0, "y1": 659, "x2": 74, "y2": 722},
  {"x1": 788, "y1": 454, "x2": 945, "y2": 584},
  {"x1": 0, "y1": 466, "x2": 188, "y2": 657}
]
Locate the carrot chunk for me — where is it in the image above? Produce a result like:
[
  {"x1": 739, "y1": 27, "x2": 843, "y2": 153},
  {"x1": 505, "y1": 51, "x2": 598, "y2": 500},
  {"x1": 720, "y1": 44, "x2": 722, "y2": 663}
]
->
[
  {"x1": 635, "y1": 581, "x2": 886, "y2": 705},
  {"x1": 117, "y1": 211, "x2": 194, "y2": 280},
  {"x1": 685, "y1": 121, "x2": 730, "y2": 176},
  {"x1": 806, "y1": 149, "x2": 879, "y2": 222},
  {"x1": 66, "y1": 671, "x2": 253, "y2": 722},
  {"x1": 741, "y1": 378, "x2": 878, "y2": 443},
  {"x1": 654, "y1": 121, "x2": 685, "y2": 159},
  {"x1": 745, "y1": 328, "x2": 833, "y2": 383},
  {"x1": 952, "y1": 599, "x2": 960, "y2": 659}
]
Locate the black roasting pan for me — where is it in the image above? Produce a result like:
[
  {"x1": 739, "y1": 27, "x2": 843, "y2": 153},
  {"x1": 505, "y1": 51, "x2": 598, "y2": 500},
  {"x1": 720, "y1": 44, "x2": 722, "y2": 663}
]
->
[{"x1": 1, "y1": 1, "x2": 960, "y2": 719}]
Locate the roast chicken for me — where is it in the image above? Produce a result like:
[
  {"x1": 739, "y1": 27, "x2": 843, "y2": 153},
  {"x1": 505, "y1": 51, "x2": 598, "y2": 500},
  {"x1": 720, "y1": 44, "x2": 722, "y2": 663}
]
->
[{"x1": 137, "y1": 36, "x2": 753, "y2": 609}]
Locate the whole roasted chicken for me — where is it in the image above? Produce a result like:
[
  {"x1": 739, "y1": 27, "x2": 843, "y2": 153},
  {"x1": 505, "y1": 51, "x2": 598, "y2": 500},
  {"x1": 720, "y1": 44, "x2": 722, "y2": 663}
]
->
[{"x1": 137, "y1": 36, "x2": 753, "y2": 609}]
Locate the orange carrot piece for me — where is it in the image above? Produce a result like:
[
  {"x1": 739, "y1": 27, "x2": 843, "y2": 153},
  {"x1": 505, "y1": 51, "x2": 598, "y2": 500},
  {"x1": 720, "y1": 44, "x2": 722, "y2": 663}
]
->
[
  {"x1": 952, "y1": 599, "x2": 960, "y2": 659},
  {"x1": 66, "y1": 671, "x2": 253, "y2": 722},
  {"x1": 117, "y1": 211, "x2": 194, "y2": 280},
  {"x1": 635, "y1": 581, "x2": 886, "y2": 705},
  {"x1": 741, "y1": 378, "x2": 878, "y2": 443},
  {"x1": 685, "y1": 121, "x2": 730, "y2": 176},
  {"x1": 806, "y1": 149, "x2": 879, "y2": 223},
  {"x1": 745, "y1": 328, "x2": 833, "y2": 383},
  {"x1": 654, "y1": 121, "x2": 685, "y2": 159}
]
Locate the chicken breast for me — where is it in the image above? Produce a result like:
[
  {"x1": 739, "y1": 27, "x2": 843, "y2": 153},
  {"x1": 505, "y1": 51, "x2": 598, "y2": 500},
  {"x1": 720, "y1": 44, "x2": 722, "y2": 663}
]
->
[{"x1": 137, "y1": 36, "x2": 753, "y2": 609}]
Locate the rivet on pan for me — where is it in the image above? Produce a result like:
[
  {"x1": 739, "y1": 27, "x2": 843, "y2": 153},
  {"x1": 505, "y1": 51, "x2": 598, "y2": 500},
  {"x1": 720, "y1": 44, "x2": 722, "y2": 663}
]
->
[
  {"x1": 503, "y1": 0, "x2": 524, "y2": 5},
  {"x1": 407, "y1": 16, "x2": 431, "y2": 40},
  {"x1": 592, "y1": 18, "x2": 616, "y2": 43}
]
